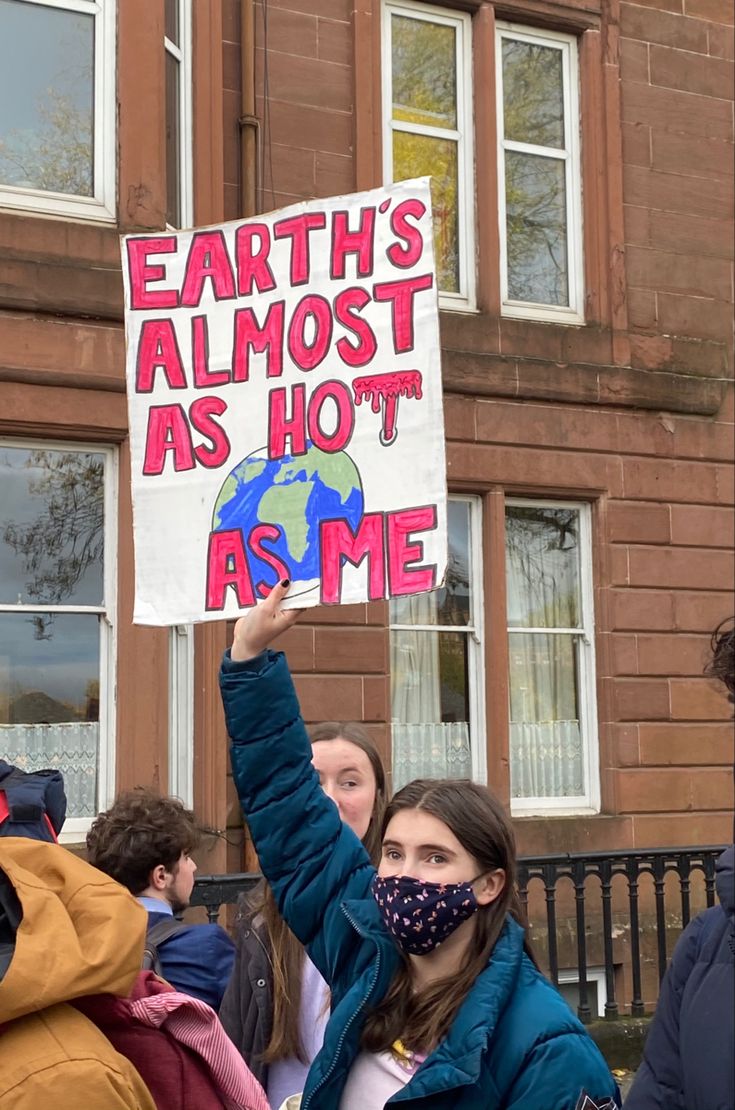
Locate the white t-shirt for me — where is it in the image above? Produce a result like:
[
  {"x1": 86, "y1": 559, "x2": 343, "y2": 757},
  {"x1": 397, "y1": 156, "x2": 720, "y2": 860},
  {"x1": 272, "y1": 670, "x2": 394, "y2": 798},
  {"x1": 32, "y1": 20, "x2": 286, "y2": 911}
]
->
[
  {"x1": 339, "y1": 1047, "x2": 421, "y2": 1109},
  {"x1": 267, "y1": 956, "x2": 330, "y2": 1110}
]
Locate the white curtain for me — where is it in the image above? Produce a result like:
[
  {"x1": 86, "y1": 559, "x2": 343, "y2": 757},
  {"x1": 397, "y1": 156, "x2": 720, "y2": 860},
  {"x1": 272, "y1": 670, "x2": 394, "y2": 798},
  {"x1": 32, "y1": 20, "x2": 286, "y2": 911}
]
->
[
  {"x1": 390, "y1": 591, "x2": 440, "y2": 714},
  {"x1": 390, "y1": 592, "x2": 471, "y2": 789},
  {"x1": 506, "y1": 632, "x2": 584, "y2": 799},
  {"x1": 506, "y1": 512, "x2": 584, "y2": 800},
  {"x1": 0, "y1": 722, "x2": 99, "y2": 818},
  {"x1": 391, "y1": 721, "x2": 471, "y2": 792},
  {"x1": 510, "y1": 720, "x2": 583, "y2": 797}
]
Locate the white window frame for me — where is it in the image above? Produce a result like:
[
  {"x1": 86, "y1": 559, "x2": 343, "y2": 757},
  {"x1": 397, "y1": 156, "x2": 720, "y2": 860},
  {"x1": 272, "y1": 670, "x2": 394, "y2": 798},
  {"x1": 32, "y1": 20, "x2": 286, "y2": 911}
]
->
[
  {"x1": 557, "y1": 966, "x2": 607, "y2": 1019},
  {"x1": 168, "y1": 624, "x2": 194, "y2": 807},
  {"x1": 389, "y1": 494, "x2": 486, "y2": 785},
  {"x1": 0, "y1": 0, "x2": 116, "y2": 222},
  {"x1": 382, "y1": 0, "x2": 476, "y2": 312},
  {"x1": 0, "y1": 438, "x2": 118, "y2": 841},
  {"x1": 164, "y1": 0, "x2": 193, "y2": 229},
  {"x1": 506, "y1": 497, "x2": 599, "y2": 816},
  {"x1": 495, "y1": 23, "x2": 584, "y2": 324}
]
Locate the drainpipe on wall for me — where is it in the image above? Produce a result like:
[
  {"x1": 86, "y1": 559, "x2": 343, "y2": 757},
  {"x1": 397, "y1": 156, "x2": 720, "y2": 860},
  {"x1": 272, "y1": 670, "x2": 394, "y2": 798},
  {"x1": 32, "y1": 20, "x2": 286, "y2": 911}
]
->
[{"x1": 239, "y1": 0, "x2": 258, "y2": 217}]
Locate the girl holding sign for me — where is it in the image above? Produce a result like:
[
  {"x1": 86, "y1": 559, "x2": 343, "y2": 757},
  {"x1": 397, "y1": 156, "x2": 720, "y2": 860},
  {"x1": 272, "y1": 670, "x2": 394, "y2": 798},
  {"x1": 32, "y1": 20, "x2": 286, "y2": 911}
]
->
[{"x1": 220, "y1": 583, "x2": 619, "y2": 1110}]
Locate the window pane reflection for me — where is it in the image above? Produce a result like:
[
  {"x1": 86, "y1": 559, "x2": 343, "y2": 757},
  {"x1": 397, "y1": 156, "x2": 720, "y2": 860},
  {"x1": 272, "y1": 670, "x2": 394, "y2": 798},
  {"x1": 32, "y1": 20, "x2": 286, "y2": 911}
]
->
[
  {"x1": 0, "y1": 447, "x2": 105, "y2": 606},
  {"x1": 392, "y1": 15, "x2": 457, "y2": 129},
  {"x1": 0, "y1": 0, "x2": 94, "y2": 196},
  {"x1": 0, "y1": 613, "x2": 100, "y2": 724},
  {"x1": 502, "y1": 39, "x2": 565, "y2": 149},
  {"x1": 390, "y1": 500, "x2": 470, "y2": 626},
  {"x1": 393, "y1": 130, "x2": 459, "y2": 292},
  {"x1": 0, "y1": 613, "x2": 101, "y2": 819},
  {"x1": 505, "y1": 150, "x2": 568, "y2": 305},
  {"x1": 505, "y1": 505, "x2": 581, "y2": 628}
]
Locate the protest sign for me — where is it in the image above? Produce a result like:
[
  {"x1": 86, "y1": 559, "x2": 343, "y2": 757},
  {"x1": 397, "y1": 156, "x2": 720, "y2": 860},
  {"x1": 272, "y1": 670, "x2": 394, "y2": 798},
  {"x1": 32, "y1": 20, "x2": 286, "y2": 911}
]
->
[{"x1": 121, "y1": 178, "x2": 447, "y2": 625}]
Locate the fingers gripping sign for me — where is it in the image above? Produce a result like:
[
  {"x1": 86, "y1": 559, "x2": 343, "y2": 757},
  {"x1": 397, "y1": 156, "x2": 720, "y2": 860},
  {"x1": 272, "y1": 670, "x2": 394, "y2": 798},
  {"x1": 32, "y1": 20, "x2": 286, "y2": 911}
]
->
[{"x1": 231, "y1": 579, "x2": 301, "y2": 662}]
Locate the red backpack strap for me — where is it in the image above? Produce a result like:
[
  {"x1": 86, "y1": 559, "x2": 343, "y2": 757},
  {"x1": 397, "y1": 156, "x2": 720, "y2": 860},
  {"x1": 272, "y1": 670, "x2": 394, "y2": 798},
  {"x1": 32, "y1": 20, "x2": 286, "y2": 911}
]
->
[{"x1": 44, "y1": 812, "x2": 59, "y2": 843}]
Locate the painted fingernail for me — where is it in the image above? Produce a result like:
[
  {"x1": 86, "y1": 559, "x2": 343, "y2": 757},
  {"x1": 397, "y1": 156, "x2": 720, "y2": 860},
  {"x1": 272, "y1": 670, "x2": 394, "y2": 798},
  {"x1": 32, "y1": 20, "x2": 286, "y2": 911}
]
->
[{"x1": 281, "y1": 578, "x2": 290, "y2": 588}]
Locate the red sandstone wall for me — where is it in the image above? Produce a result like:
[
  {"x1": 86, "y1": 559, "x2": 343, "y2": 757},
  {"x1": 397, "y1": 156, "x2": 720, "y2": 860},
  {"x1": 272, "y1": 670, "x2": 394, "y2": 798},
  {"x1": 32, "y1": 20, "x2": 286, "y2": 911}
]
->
[
  {"x1": 620, "y1": 0, "x2": 734, "y2": 377},
  {"x1": 239, "y1": 0, "x2": 734, "y2": 855}
]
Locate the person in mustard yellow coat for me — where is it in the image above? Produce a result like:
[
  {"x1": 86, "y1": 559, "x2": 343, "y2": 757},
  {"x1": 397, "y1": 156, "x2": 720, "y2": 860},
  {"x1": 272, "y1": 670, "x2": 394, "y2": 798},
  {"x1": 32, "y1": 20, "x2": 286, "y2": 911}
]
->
[{"x1": 0, "y1": 836, "x2": 157, "y2": 1110}]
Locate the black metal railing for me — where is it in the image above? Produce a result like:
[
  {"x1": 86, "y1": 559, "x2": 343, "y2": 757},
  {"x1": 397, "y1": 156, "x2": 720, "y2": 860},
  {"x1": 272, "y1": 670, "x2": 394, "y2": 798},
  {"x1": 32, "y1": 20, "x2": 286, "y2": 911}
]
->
[
  {"x1": 191, "y1": 872, "x2": 261, "y2": 920},
  {"x1": 192, "y1": 844, "x2": 727, "y2": 1023},
  {"x1": 516, "y1": 845, "x2": 725, "y2": 1022}
]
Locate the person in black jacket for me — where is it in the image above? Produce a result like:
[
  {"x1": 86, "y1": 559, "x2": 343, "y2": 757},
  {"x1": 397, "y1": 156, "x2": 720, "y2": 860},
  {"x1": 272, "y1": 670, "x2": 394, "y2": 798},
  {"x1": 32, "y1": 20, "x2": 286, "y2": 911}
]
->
[{"x1": 626, "y1": 618, "x2": 735, "y2": 1110}]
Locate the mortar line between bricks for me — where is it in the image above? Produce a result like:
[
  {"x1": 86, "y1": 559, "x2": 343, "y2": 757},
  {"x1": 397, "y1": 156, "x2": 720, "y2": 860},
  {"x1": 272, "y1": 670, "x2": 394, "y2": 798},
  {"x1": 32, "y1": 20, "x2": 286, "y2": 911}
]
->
[
  {"x1": 647, "y1": 82, "x2": 735, "y2": 104},
  {"x1": 640, "y1": 40, "x2": 735, "y2": 58},
  {"x1": 460, "y1": 438, "x2": 735, "y2": 468}
]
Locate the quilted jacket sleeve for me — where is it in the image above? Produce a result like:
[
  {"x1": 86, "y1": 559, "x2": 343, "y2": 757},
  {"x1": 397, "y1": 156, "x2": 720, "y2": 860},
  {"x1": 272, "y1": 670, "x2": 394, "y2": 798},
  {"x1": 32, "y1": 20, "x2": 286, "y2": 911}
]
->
[
  {"x1": 502, "y1": 1032, "x2": 620, "y2": 1110},
  {"x1": 220, "y1": 648, "x2": 375, "y2": 987},
  {"x1": 623, "y1": 916, "x2": 703, "y2": 1110}
]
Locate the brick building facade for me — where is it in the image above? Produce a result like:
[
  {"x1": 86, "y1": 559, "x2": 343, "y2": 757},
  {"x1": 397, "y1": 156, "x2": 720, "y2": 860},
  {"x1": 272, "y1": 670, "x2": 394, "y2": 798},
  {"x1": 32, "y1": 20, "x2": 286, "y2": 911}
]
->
[{"x1": 0, "y1": 0, "x2": 732, "y2": 920}]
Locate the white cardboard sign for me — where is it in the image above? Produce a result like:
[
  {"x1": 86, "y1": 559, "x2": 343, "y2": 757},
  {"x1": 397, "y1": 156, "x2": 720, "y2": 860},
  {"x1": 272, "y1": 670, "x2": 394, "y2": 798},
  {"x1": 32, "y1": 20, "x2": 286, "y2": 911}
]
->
[{"x1": 121, "y1": 179, "x2": 447, "y2": 625}]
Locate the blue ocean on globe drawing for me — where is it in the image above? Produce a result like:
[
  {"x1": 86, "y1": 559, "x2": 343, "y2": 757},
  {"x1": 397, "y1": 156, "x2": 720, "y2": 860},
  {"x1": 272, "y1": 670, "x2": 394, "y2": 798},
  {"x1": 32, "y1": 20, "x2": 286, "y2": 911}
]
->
[{"x1": 212, "y1": 443, "x2": 364, "y2": 593}]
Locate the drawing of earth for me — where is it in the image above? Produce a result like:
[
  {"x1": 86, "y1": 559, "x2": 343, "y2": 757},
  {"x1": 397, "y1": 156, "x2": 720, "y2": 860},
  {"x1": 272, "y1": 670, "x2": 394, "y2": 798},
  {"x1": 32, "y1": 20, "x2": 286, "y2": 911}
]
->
[{"x1": 212, "y1": 443, "x2": 364, "y2": 595}]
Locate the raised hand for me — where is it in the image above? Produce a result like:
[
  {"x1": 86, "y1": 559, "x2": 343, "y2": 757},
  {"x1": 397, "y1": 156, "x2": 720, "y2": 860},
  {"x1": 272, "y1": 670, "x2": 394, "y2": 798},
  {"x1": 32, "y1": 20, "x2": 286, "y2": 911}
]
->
[{"x1": 230, "y1": 579, "x2": 301, "y2": 662}]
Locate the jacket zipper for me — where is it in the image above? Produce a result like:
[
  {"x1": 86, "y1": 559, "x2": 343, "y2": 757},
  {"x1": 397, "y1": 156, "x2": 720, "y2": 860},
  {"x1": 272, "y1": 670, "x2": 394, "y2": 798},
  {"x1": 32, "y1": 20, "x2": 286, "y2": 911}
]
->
[{"x1": 301, "y1": 905, "x2": 382, "y2": 1110}]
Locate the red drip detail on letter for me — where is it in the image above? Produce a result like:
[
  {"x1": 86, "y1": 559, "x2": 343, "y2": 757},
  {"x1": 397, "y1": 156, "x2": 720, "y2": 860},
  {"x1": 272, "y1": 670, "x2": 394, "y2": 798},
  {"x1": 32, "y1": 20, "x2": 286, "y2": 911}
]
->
[{"x1": 352, "y1": 370, "x2": 423, "y2": 446}]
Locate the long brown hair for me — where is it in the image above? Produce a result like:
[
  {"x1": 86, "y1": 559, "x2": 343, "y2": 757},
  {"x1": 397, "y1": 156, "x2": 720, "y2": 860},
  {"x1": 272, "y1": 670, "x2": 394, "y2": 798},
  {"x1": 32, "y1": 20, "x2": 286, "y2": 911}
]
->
[
  {"x1": 361, "y1": 778, "x2": 534, "y2": 1056},
  {"x1": 259, "y1": 721, "x2": 386, "y2": 1065}
]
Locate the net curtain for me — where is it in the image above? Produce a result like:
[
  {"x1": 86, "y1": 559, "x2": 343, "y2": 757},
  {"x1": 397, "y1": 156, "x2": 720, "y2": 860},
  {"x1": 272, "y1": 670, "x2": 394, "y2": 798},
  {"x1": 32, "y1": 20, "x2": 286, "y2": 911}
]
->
[
  {"x1": 0, "y1": 721, "x2": 99, "y2": 818},
  {"x1": 390, "y1": 593, "x2": 471, "y2": 791},
  {"x1": 506, "y1": 530, "x2": 584, "y2": 799}
]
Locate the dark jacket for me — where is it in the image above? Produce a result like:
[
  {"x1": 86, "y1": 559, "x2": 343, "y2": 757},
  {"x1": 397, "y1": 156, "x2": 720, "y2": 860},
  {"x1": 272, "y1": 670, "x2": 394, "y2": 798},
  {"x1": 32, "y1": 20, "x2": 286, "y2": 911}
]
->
[
  {"x1": 221, "y1": 649, "x2": 618, "y2": 1110},
  {"x1": 626, "y1": 845, "x2": 735, "y2": 1110},
  {"x1": 146, "y1": 910, "x2": 235, "y2": 1012},
  {"x1": 219, "y1": 895, "x2": 274, "y2": 1087}
]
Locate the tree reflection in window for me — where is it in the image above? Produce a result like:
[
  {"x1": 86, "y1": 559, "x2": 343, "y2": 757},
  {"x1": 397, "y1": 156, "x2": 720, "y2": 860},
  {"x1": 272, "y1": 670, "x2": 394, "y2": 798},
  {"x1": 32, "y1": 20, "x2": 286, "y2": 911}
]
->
[
  {"x1": 505, "y1": 506, "x2": 580, "y2": 629},
  {"x1": 0, "y1": 2, "x2": 94, "y2": 196},
  {"x1": 390, "y1": 12, "x2": 461, "y2": 292},
  {"x1": 501, "y1": 37, "x2": 571, "y2": 307},
  {"x1": 2, "y1": 450, "x2": 104, "y2": 638}
]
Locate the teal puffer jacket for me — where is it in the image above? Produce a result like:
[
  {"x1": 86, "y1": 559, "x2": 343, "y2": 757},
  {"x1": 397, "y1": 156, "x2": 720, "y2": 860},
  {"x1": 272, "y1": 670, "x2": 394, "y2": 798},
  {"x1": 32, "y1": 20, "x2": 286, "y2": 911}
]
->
[{"x1": 221, "y1": 649, "x2": 618, "y2": 1110}]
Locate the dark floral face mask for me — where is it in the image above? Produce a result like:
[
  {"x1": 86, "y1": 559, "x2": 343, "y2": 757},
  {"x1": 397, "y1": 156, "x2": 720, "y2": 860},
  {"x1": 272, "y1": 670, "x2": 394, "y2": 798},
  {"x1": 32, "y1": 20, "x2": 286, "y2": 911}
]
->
[{"x1": 371, "y1": 873, "x2": 480, "y2": 955}]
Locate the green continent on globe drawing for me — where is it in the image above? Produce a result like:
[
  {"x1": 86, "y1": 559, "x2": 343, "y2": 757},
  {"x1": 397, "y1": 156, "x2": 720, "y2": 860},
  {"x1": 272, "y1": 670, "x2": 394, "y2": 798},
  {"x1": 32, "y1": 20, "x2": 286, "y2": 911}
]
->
[{"x1": 258, "y1": 478, "x2": 313, "y2": 562}]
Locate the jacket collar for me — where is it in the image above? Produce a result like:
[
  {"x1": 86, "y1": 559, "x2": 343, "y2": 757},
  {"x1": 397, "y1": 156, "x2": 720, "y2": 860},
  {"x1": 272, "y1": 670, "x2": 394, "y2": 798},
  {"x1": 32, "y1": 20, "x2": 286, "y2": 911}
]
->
[
  {"x1": 342, "y1": 894, "x2": 392, "y2": 944},
  {"x1": 392, "y1": 917, "x2": 525, "y2": 1103},
  {"x1": 340, "y1": 899, "x2": 526, "y2": 1102}
]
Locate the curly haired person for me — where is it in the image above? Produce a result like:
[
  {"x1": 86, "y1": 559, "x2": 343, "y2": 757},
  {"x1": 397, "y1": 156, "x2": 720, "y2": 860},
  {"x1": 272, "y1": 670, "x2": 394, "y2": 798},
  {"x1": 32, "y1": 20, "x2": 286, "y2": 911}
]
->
[{"x1": 87, "y1": 789, "x2": 235, "y2": 1011}]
